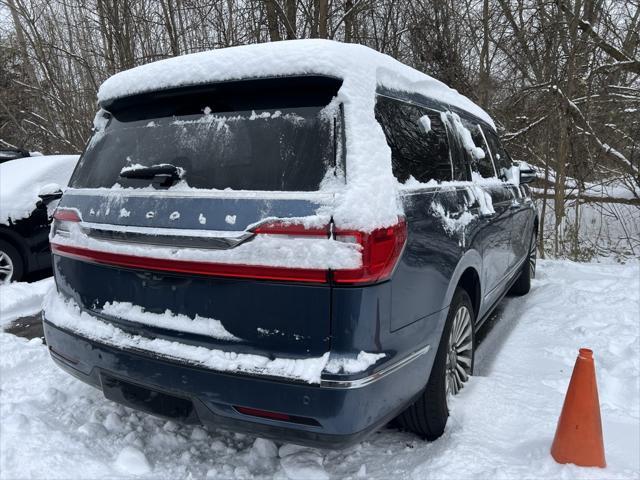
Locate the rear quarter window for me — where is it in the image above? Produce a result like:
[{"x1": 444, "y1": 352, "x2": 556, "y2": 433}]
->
[
  {"x1": 460, "y1": 118, "x2": 497, "y2": 179},
  {"x1": 483, "y1": 129, "x2": 512, "y2": 177},
  {"x1": 375, "y1": 96, "x2": 458, "y2": 184}
]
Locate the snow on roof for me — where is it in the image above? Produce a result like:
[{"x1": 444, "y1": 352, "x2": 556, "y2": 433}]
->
[
  {"x1": 97, "y1": 40, "x2": 495, "y2": 232},
  {"x1": 0, "y1": 155, "x2": 79, "y2": 225},
  {"x1": 98, "y1": 40, "x2": 493, "y2": 127}
]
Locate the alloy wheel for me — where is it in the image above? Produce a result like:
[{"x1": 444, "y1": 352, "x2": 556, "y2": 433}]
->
[
  {"x1": 529, "y1": 235, "x2": 537, "y2": 279},
  {"x1": 445, "y1": 305, "x2": 473, "y2": 396},
  {"x1": 0, "y1": 250, "x2": 14, "y2": 284}
]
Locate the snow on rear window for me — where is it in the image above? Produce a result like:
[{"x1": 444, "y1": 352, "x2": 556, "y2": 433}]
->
[{"x1": 72, "y1": 105, "x2": 339, "y2": 192}]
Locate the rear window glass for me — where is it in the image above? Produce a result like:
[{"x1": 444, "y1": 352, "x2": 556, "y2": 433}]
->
[{"x1": 72, "y1": 79, "x2": 343, "y2": 192}]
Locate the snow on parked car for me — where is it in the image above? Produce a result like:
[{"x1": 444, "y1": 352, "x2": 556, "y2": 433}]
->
[
  {"x1": 43, "y1": 39, "x2": 541, "y2": 449},
  {"x1": 0, "y1": 154, "x2": 79, "y2": 282}
]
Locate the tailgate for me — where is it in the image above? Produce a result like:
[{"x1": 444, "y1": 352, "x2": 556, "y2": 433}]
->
[{"x1": 51, "y1": 191, "x2": 344, "y2": 357}]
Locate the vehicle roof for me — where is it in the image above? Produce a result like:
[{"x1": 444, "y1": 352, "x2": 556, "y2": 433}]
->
[{"x1": 98, "y1": 39, "x2": 494, "y2": 128}]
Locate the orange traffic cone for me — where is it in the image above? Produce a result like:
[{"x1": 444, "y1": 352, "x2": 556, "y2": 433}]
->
[{"x1": 550, "y1": 348, "x2": 606, "y2": 467}]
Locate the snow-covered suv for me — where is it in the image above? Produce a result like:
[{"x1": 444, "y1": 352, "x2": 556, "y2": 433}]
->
[{"x1": 43, "y1": 40, "x2": 537, "y2": 447}]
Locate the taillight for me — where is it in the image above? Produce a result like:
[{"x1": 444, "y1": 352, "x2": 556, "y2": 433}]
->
[
  {"x1": 332, "y1": 217, "x2": 407, "y2": 284},
  {"x1": 53, "y1": 209, "x2": 81, "y2": 222},
  {"x1": 52, "y1": 208, "x2": 81, "y2": 238},
  {"x1": 50, "y1": 213, "x2": 406, "y2": 285},
  {"x1": 252, "y1": 220, "x2": 330, "y2": 238}
]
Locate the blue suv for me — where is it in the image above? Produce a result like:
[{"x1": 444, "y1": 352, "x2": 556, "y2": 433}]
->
[{"x1": 43, "y1": 40, "x2": 537, "y2": 448}]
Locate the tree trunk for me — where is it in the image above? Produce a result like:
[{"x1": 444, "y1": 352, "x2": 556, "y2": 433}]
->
[
  {"x1": 318, "y1": 0, "x2": 328, "y2": 38},
  {"x1": 6, "y1": 0, "x2": 37, "y2": 85},
  {"x1": 344, "y1": 0, "x2": 354, "y2": 42},
  {"x1": 161, "y1": 0, "x2": 181, "y2": 56},
  {"x1": 264, "y1": 0, "x2": 282, "y2": 42},
  {"x1": 478, "y1": 0, "x2": 491, "y2": 108},
  {"x1": 285, "y1": 0, "x2": 297, "y2": 39}
]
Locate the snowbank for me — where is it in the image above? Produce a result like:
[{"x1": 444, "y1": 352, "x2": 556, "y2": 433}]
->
[
  {"x1": 1, "y1": 260, "x2": 637, "y2": 479},
  {"x1": 0, "y1": 277, "x2": 53, "y2": 326},
  {"x1": 0, "y1": 155, "x2": 79, "y2": 225},
  {"x1": 95, "y1": 40, "x2": 494, "y2": 232}
]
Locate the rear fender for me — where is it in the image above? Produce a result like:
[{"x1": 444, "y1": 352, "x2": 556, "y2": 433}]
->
[{"x1": 441, "y1": 249, "x2": 483, "y2": 314}]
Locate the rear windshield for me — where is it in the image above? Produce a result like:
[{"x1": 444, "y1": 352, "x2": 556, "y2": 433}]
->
[{"x1": 72, "y1": 78, "x2": 343, "y2": 191}]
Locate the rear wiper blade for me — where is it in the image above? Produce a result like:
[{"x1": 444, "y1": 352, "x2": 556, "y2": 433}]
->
[{"x1": 119, "y1": 163, "x2": 184, "y2": 187}]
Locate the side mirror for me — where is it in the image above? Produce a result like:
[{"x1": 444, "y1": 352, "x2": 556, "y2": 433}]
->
[
  {"x1": 38, "y1": 183, "x2": 63, "y2": 206},
  {"x1": 516, "y1": 162, "x2": 537, "y2": 184}
]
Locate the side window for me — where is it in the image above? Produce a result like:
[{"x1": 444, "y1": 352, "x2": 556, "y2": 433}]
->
[
  {"x1": 375, "y1": 96, "x2": 454, "y2": 183},
  {"x1": 460, "y1": 118, "x2": 496, "y2": 179},
  {"x1": 483, "y1": 129, "x2": 512, "y2": 177}
]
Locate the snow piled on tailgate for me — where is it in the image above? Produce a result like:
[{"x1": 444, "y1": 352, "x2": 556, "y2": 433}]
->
[
  {"x1": 101, "y1": 302, "x2": 239, "y2": 341},
  {"x1": 96, "y1": 39, "x2": 494, "y2": 232},
  {"x1": 0, "y1": 155, "x2": 79, "y2": 225},
  {"x1": 44, "y1": 291, "x2": 383, "y2": 384}
]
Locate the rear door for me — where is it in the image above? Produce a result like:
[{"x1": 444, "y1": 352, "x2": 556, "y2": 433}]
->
[
  {"x1": 483, "y1": 129, "x2": 534, "y2": 268},
  {"x1": 459, "y1": 118, "x2": 513, "y2": 306},
  {"x1": 52, "y1": 77, "x2": 346, "y2": 358}
]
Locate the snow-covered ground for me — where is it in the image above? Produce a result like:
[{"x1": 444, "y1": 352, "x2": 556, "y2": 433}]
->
[
  {"x1": 0, "y1": 277, "x2": 53, "y2": 327},
  {"x1": 0, "y1": 260, "x2": 638, "y2": 479}
]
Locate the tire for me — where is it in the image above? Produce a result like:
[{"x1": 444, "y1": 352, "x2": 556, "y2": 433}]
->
[
  {"x1": 509, "y1": 229, "x2": 537, "y2": 296},
  {"x1": 0, "y1": 239, "x2": 24, "y2": 284},
  {"x1": 397, "y1": 288, "x2": 475, "y2": 440}
]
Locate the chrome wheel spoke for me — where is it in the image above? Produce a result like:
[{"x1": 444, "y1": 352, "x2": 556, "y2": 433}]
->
[
  {"x1": 457, "y1": 354, "x2": 472, "y2": 367},
  {"x1": 456, "y1": 363, "x2": 468, "y2": 382},
  {"x1": 0, "y1": 250, "x2": 13, "y2": 283},
  {"x1": 452, "y1": 310, "x2": 462, "y2": 341},
  {"x1": 455, "y1": 321, "x2": 471, "y2": 345},
  {"x1": 445, "y1": 304, "x2": 473, "y2": 399},
  {"x1": 529, "y1": 236, "x2": 537, "y2": 278},
  {"x1": 456, "y1": 339, "x2": 473, "y2": 353},
  {"x1": 453, "y1": 368, "x2": 462, "y2": 392}
]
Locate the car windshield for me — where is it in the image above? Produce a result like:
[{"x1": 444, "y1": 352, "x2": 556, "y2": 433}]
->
[{"x1": 71, "y1": 80, "x2": 343, "y2": 192}]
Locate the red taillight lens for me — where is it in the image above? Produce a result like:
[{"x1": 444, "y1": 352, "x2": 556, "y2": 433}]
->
[
  {"x1": 51, "y1": 208, "x2": 81, "y2": 239},
  {"x1": 332, "y1": 217, "x2": 407, "y2": 284},
  {"x1": 53, "y1": 208, "x2": 81, "y2": 222},
  {"x1": 49, "y1": 243, "x2": 330, "y2": 283},
  {"x1": 252, "y1": 220, "x2": 329, "y2": 237}
]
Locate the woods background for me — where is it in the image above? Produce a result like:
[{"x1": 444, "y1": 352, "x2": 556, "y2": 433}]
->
[{"x1": 0, "y1": 0, "x2": 638, "y2": 260}]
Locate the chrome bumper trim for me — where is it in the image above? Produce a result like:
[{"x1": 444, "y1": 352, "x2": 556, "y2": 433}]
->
[{"x1": 319, "y1": 344, "x2": 431, "y2": 389}]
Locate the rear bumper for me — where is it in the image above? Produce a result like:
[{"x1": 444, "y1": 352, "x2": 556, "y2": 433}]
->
[{"x1": 43, "y1": 319, "x2": 431, "y2": 448}]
